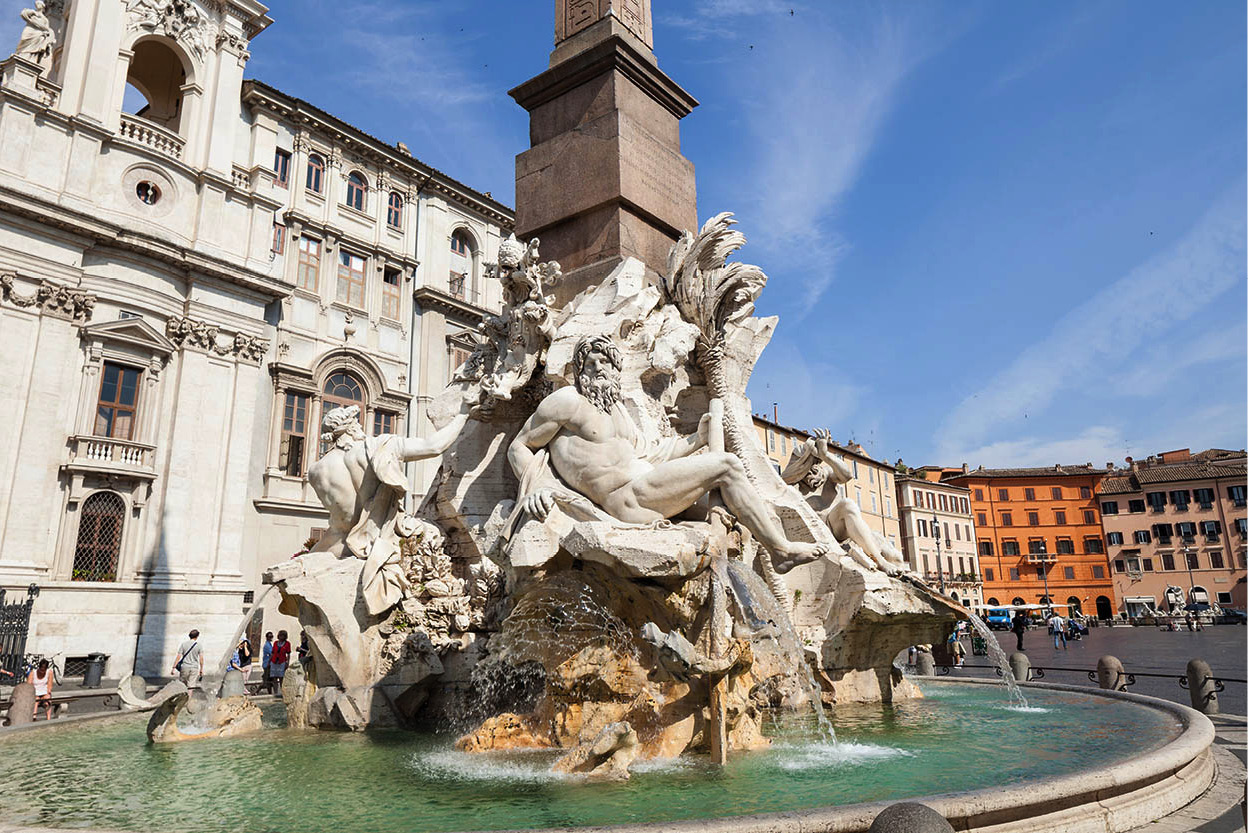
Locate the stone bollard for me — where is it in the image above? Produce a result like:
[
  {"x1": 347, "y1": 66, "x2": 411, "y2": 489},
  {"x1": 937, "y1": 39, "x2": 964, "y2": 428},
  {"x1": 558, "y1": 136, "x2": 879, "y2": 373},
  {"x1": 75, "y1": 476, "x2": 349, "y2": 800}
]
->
[
  {"x1": 219, "y1": 669, "x2": 245, "y2": 698},
  {"x1": 915, "y1": 651, "x2": 935, "y2": 676},
  {"x1": 1097, "y1": 655, "x2": 1128, "y2": 691},
  {"x1": 1009, "y1": 652, "x2": 1030, "y2": 683},
  {"x1": 868, "y1": 802, "x2": 954, "y2": 832},
  {"x1": 6, "y1": 682, "x2": 35, "y2": 726},
  {"x1": 1185, "y1": 658, "x2": 1219, "y2": 715}
]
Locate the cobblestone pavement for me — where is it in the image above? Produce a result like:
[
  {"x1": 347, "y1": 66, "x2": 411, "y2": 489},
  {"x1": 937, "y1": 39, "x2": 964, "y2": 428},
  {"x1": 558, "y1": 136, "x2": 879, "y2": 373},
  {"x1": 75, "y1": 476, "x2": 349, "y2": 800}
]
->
[{"x1": 939, "y1": 623, "x2": 1248, "y2": 715}]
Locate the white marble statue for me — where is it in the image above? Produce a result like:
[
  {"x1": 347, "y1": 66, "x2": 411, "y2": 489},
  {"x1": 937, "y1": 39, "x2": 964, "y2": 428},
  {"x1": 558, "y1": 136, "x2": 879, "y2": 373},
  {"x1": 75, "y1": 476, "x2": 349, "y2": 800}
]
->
[
  {"x1": 508, "y1": 334, "x2": 828, "y2": 574},
  {"x1": 781, "y1": 429, "x2": 910, "y2": 576},
  {"x1": 307, "y1": 404, "x2": 468, "y2": 615},
  {"x1": 13, "y1": 2, "x2": 55, "y2": 67}
]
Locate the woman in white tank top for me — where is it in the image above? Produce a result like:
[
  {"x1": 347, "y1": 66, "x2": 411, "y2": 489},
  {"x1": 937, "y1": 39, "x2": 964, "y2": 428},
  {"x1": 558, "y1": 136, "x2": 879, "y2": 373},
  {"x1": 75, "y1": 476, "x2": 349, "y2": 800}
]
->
[{"x1": 27, "y1": 659, "x2": 54, "y2": 721}]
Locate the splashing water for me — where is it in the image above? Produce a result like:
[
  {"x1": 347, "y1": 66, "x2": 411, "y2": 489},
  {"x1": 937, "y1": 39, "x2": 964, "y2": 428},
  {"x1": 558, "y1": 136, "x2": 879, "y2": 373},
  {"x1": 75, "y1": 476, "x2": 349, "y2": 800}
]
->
[
  {"x1": 965, "y1": 612, "x2": 1028, "y2": 708},
  {"x1": 214, "y1": 585, "x2": 278, "y2": 677}
]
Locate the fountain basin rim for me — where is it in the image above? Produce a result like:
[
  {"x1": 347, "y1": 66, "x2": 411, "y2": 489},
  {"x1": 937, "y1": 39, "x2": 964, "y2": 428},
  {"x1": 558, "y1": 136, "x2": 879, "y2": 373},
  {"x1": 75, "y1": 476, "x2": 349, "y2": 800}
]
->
[{"x1": 587, "y1": 677, "x2": 1216, "y2": 833}]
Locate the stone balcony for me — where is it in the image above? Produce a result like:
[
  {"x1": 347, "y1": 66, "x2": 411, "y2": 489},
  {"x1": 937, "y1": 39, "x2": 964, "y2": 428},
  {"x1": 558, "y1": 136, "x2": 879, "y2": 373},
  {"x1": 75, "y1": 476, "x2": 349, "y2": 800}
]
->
[
  {"x1": 64, "y1": 434, "x2": 157, "y2": 479},
  {"x1": 118, "y1": 113, "x2": 185, "y2": 161}
]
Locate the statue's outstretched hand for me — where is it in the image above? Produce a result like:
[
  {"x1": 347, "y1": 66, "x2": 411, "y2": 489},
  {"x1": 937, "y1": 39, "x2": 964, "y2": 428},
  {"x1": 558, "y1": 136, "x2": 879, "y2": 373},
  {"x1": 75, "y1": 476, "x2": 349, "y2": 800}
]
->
[
  {"x1": 812, "y1": 427, "x2": 831, "y2": 458},
  {"x1": 519, "y1": 488, "x2": 557, "y2": 521}
]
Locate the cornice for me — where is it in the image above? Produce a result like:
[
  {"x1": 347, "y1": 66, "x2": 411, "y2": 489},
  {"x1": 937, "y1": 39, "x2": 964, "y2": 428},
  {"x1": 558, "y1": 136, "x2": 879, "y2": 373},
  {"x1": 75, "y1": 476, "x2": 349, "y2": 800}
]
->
[{"x1": 413, "y1": 285, "x2": 490, "y2": 322}]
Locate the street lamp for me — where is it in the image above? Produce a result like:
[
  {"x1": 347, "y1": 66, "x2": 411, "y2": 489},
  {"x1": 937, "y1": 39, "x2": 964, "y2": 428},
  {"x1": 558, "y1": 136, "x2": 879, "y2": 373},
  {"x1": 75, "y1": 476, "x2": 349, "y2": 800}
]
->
[
  {"x1": 1180, "y1": 541, "x2": 1196, "y2": 608},
  {"x1": 932, "y1": 514, "x2": 946, "y2": 594},
  {"x1": 1037, "y1": 540, "x2": 1051, "y2": 615}
]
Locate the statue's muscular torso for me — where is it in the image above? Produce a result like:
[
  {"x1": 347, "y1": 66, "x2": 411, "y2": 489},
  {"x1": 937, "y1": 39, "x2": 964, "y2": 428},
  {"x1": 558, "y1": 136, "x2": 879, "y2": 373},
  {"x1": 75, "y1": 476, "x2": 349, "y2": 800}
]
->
[
  {"x1": 537, "y1": 386, "x2": 654, "y2": 504},
  {"x1": 307, "y1": 443, "x2": 370, "y2": 536}
]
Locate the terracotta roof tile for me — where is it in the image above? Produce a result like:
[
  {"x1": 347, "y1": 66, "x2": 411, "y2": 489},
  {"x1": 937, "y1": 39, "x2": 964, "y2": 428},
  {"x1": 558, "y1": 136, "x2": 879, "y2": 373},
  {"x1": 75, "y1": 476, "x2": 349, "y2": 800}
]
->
[{"x1": 943, "y1": 464, "x2": 1106, "y2": 481}]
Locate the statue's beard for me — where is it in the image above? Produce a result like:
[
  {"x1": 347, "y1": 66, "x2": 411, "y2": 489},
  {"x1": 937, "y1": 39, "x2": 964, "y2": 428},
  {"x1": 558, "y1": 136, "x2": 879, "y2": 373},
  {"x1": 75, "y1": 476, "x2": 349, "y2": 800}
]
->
[
  {"x1": 578, "y1": 371, "x2": 620, "y2": 414},
  {"x1": 801, "y1": 466, "x2": 827, "y2": 492}
]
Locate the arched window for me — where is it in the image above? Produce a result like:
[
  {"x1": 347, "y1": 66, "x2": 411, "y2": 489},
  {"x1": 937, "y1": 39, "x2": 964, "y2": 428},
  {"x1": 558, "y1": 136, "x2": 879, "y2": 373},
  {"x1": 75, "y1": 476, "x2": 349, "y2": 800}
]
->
[
  {"x1": 1011, "y1": 597, "x2": 1026, "y2": 606},
  {"x1": 122, "y1": 39, "x2": 188, "y2": 133},
  {"x1": 450, "y1": 229, "x2": 472, "y2": 257},
  {"x1": 320, "y1": 371, "x2": 366, "y2": 456},
  {"x1": 346, "y1": 172, "x2": 367, "y2": 211},
  {"x1": 306, "y1": 154, "x2": 325, "y2": 193},
  {"x1": 73, "y1": 492, "x2": 125, "y2": 582},
  {"x1": 449, "y1": 229, "x2": 473, "y2": 300},
  {"x1": 987, "y1": 597, "x2": 1000, "y2": 606},
  {"x1": 386, "y1": 192, "x2": 403, "y2": 228},
  {"x1": 1066, "y1": 596, "x2": 1082, "y2": 615}
]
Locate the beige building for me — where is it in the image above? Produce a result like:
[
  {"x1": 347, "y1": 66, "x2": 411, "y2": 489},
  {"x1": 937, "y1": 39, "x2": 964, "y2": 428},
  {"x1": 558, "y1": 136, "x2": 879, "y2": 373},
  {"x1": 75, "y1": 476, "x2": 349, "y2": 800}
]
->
[
  {"x1": 1100, "y1": 449, "x2": 1247, "y2": 616},
  {"x1": 895, "y1": 474, "x2": 983, "y2": 609},
  {"x1": 753, "y1": 415, "x2": 901, "y2": 553},
  {"x1": 0, "y1": 1, "x2": 510, "y2": 677}
]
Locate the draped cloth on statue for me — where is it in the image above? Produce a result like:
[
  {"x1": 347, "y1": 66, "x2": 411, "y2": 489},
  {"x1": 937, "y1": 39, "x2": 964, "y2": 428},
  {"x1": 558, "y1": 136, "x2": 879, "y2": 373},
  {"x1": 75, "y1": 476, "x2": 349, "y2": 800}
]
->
[{"x1": 346, "y1": 435, "x2": 411, "y2": 615}]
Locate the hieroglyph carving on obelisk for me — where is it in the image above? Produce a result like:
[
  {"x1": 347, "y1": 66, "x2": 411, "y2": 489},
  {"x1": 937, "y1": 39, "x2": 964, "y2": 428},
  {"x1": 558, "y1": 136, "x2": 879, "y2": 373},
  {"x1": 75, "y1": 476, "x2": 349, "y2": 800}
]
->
[{"x1": 556, "y1": 0, "x2": 651, "y2": 49}]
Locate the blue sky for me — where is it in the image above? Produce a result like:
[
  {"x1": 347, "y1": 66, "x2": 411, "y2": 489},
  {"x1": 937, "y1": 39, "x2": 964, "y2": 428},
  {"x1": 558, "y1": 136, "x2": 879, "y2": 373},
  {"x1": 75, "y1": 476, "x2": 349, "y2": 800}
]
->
[{"x1": 5, "y1": 1, "x2": 1243, "y2": 467}]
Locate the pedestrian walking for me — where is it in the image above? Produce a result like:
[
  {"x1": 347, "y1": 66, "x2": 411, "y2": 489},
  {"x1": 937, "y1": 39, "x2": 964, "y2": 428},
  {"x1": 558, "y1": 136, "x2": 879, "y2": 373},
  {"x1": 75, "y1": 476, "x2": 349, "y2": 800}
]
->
[
  {"x1": 947, "y1": 631, "x2": 965, "y2": 668},
  {"x1": 261, "y1": 631, "x2": 274, "y2": 693},
  {"x1": 1011, "y1": 610, "x2": 1027, "y2": 652},
  {"x1": 28, "y1": 658, "x2": 54, "y2": 721},
  {"x1": 269, "y1": 630, "x2": 292, "y2": 698},
  {"x1": 1048, "y1": 612, "x2": 1067, "y2": 650},
  {"x1": 172, "y1": 629, "x2": 204, "y2": 688}
]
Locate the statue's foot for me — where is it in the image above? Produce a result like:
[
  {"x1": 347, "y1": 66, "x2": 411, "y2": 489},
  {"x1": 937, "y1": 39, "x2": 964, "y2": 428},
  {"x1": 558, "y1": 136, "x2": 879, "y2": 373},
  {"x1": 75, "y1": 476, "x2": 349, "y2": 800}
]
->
[{"x1": 773, "y1": 541, "x2": 829, "y2": 574}]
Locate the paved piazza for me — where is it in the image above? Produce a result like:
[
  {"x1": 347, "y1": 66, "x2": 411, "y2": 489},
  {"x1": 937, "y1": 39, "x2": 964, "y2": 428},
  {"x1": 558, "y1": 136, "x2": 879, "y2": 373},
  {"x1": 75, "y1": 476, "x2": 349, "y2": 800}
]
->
[{"x1": 942, "y1": 624, "x2": 1248, "y2": 715}]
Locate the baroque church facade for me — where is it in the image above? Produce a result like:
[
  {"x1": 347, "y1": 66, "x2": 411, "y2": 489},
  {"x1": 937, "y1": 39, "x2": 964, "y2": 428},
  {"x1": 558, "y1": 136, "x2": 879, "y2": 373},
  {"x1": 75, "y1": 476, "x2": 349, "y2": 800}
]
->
[{"x1": 0, "y1": 0, "x2": 511, "y2": 677}]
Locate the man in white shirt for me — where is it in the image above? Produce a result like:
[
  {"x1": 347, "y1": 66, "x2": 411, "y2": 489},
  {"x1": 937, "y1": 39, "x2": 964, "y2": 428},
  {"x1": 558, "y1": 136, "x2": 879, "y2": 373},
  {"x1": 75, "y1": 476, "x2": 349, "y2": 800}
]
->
[
  {"x1": 1048, "y1": 612, "x2": 1067, "y2": 650},
  {"x1": 172, "y1": 629, "x2": 204, "y2": 688}
]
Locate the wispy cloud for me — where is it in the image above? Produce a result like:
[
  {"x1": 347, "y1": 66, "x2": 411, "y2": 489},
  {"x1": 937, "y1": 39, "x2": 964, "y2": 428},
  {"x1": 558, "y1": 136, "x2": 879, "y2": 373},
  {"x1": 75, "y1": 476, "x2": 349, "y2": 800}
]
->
[
  {"x1": 988, "y1": 2, "x2": 1107, "y2": 94},
  {"x1": 936, "y1": 182, "x2": 1247, "y2": 463}
]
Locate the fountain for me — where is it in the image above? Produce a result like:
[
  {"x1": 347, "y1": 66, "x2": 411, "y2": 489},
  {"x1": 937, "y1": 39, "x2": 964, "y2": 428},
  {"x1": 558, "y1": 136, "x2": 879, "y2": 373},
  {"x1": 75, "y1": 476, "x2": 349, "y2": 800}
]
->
[{"x1": 0, "y1": 4, "x2": 1221, "y2": 831}]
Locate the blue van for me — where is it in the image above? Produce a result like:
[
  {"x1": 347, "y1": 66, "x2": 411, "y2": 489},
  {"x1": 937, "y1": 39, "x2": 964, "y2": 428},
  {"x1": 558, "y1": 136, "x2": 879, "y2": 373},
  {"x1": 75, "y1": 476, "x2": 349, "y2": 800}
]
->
[{"x1": 983, "y1": 608, "x2": 1012, "y2": 630}]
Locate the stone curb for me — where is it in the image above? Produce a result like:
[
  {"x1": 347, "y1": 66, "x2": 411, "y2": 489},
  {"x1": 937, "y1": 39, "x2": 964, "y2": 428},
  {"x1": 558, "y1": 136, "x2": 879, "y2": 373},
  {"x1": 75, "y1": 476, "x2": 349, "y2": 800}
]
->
[{"x1": 587, "y1": 677, "x2": 1217, "y2": 833}]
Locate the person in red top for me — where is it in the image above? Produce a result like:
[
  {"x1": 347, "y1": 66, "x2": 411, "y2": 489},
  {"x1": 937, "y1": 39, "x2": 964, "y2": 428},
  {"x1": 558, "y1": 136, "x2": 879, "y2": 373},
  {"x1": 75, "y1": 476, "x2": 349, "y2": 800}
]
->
[{"x1": 269, "y1": 630, "x2": 292, "y2": 698}]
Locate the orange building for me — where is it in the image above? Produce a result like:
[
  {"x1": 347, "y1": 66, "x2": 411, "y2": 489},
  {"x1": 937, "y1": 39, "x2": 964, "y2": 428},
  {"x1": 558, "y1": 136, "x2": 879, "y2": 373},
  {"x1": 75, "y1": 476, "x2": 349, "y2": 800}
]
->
[{"x1": 943, "y1": 464, "x2": 1117, "y2": 620}]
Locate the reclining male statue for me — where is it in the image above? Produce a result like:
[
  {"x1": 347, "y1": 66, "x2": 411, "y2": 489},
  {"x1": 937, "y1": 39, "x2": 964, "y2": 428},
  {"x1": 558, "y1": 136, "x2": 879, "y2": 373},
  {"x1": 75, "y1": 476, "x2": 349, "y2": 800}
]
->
[
  {"x1": 781, "y1": 429, "x2": 910, "y2": 576},
  {"x1": 507, "y1": 334, "x2": 828, "y2": 574}
]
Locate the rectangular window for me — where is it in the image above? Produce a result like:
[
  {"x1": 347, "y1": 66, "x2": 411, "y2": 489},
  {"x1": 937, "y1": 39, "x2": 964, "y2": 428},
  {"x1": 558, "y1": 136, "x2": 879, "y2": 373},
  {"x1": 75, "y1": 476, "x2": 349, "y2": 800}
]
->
[
  {"x1": 272, "y1": 223, "x2": 285, "y2": 254},
  {"x1": 1217, "y1": 591, "x2": 1233, "y2": 605},
  {"x1": 885, "y1": 497, "x2": 891, "y2": 517},
  {"x1": 373, "y1": 410, "x2": 395, "y2": 436},
  {"x1": 1050, "y1": 487, "x2": 1062, "y2": 499},
  {"x1": 1056, "y1": 538, "x2": 1074, "y2": 554},
  {"x1": 1128, "y1": 499, "x2": 1145, "y2": 513},
  {"x1": 1235, "y1": 518, "x2": 1247, "y2": 538},
  {"x1": 1228, "y1": 484, "x2": 1247, "y2": 507},
  {"x1": 297, "y1": 236, "x2": 321, "y2": 292},
  {"x1": 1101, "y1": 501, "x2": 1119, "y2": 515},
  {"x1": 1084, "y1": 537, "x2": 1104, "y2": 554},
  {"x1": 856, "y1": 487, "x2": 862, "y2": 506},
  {"x1": 1003, "y1": 540, "x2": 1020, "y2": 556},
  {"x1": 868, "y1": 468, "x2": 874, "y2": 484},
  {"x1": 852, "y1": 461, "x2": 859, "y2": 478},
  {"x1": 337, "y1": 250, "x2": 367, "y2": 309},
  {"x1": 1133, "y1": 530, "x2": 1152, "y2": 544},
  {"x1": 965, "y1": 525, "x2": 972, "y2": 540},
  {"x1": 1201, "y1": 520, "x2": 1221, "y2": 540},
  {"x1": 1113, "y1": 559, "x2": 1125, "y2": 573},
  {"x1": 1161, "y1": 552, "x2": 1175, "y2": 571},
  {"x1": 943, "y1": 522, "x2": 950, "y2": 542},
  {"x1": 977, "y1": 512, "x2": 987, "y2": 526},
  {"x1": 768, "y1": 431, "x2": 776, "y2": 452},
  {"x1": 871, "y1": 494, "x2": 877, "y2": 513},
  {"x1": 979, "y1": 540, "x2": 993, "y2": 556},
  {"x1": 1186, "y1": 551, "x2": 1199, "y2": 570},
  {"x1": 1009, "y1": 568, "x2": 1020, "y2": 581},
  {"x1": 1083, "y1": 509, "x2": 1096, "y2": 524},
  {"x1": 1147, "y1": 492, "x2": 1166, "y2": 511},
  {"x1": 1209, "y1": 551, "x2": 1224, "y2": 569},
  {"x1": 1028, "y1": 511, "x2": 1039, "y2": 526},
  {"x1": 918, "y1": 518, "x2": 927, "y2": 537},
  {"x1": 954, "y1": 524, "x2": 961, "y2": 541},
  {"x1": 974, "y1": 488, "x2": 984, "y2": 501},
  {"x1": 1142, "y1": 558, "x2": 1153, "y2": 571},
  {"x1": 381, "y1": 268, "x2": 401, "y2": 320},
  {"x1": 1063, "y1": 566, "x2": 1075, "y2": 579},
  {"x1": 1155, "y1": 523, "x2": 1173, "y2": 544},
  {"x1": 1001, "y1": 512, "x2": 1013, "y2": 526},
  {"x1": 1079, "y1": 486, "x2": 1090, "y2": 498},
  {"x1": 1177, "y1": 521, "x2": 1197, "y2": 541},
  {"x1": 1106, "y1": 531, "x2": 1124, "y2": 546},
  {"x1": 1025, "y1": 488, "x2": 1036, "y2": 501},
  {"x1": 273, "y1": 148, "x2": 291, "y2": 187},
  {"x1": 1028, "y1": 539, "x2": 1046, "y2": 555},
  {"x1": 1092, "y1": 564, "x2": 1105, "y2": 578},
  {"x1": 278, "y1": 392, "x2": 308, "y2": 477},
  {"x1": 998, "y1": 488, "x2": 1009, "y2": 501},
  {"x1": 1169, "y1": 490, "x2": 1190, "y2": 511},
  {"x1": 1054, "y1": 510, "x2": 1066, "y2": 524},
  {"x1": 1193, "y1": 488, "x2": 1214, "y2": 509},
  {"x1": 984, "y1": 568, "x2": 994, "y2": 581},
  {"x1": 958, "y1": 557, "x2": 966, "y2": 574},
  {"x1": 939, "y1": 494, "x2": 947, "y2": 511},
  {"x1": 780, "y1": 436, "x2": 787, "y2": 455},
  {"x1": 94, "y1": 362, "x2": 141, "y2": 439}
]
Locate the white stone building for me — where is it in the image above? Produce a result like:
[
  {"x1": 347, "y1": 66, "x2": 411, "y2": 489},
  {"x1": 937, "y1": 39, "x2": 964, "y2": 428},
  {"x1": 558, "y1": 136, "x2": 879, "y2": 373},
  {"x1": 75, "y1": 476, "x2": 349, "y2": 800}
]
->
[
  {"x1": 0, "y1": 0, "x2": 511, "y2": 678},
  {"x1": 896, "y1": 475, "x2": 984, "y2": 610}
]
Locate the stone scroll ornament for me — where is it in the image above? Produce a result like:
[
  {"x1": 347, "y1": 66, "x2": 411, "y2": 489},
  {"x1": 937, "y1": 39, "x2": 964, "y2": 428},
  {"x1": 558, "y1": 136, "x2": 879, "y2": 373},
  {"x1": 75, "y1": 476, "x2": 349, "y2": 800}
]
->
[{"x1": 452, "y1": 234, "x2": 560, "y2": 417}]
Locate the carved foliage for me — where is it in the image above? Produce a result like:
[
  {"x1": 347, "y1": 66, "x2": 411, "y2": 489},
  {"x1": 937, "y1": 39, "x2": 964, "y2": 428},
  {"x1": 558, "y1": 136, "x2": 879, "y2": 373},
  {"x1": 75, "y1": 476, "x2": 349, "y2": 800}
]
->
[
  {"x1": 0, "y1": 272, "x2": 95, "y2": 321},
  {"x1": 125, "y1": 0, "x2": 209, "y2": 60},
  {"x1": 165, "y1": 315, "x2": 268, "y2": 363}
]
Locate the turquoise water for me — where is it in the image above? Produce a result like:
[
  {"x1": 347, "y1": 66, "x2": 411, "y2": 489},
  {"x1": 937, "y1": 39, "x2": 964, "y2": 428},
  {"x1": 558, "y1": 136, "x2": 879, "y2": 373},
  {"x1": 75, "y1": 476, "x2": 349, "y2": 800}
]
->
[{"x1": 0, "y1": 682, "x2": 1182, "y2": 831}]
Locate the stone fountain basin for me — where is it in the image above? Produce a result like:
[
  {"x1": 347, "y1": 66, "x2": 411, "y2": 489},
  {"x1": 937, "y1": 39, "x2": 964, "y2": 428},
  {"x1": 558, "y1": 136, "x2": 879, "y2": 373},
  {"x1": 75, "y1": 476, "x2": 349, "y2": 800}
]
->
[
  {"x1": 0, "y1": 679, "x2": 1215, "y2": 832},
  {"x1": 617, "y1": 678, "x2": 1216, "y2": 834}
]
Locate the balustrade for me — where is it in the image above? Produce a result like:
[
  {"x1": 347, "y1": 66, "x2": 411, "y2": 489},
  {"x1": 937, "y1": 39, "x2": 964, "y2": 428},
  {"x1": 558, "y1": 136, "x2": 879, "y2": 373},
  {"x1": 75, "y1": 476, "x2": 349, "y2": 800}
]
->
[{"x1": 118, "y1": 114, "x2": 185, "y2": 161}]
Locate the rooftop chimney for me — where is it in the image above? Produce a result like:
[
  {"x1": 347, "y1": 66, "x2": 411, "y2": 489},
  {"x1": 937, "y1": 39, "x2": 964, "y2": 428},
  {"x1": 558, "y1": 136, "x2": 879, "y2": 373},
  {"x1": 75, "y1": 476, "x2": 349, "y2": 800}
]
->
[{"x1": 961, "y1": 462, "x2": 969, "y2": 473}]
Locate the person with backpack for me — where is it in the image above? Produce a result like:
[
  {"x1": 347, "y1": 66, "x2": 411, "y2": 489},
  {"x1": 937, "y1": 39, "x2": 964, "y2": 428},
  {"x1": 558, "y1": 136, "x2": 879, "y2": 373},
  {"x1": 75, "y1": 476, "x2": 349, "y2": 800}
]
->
[
  {"x1": 269, "y1": 630, "x2": 292, "y2": 697},
  {"x1": 172, "y1": 629, "x2": 204, "y2": 688}
]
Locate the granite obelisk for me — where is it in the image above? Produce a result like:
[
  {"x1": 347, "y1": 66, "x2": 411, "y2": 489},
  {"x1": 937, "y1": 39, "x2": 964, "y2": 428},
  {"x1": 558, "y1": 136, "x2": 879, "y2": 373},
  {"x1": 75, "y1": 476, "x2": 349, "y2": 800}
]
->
[{"x1": 510, "y1": 0, "x2": 698, "y2": 303}]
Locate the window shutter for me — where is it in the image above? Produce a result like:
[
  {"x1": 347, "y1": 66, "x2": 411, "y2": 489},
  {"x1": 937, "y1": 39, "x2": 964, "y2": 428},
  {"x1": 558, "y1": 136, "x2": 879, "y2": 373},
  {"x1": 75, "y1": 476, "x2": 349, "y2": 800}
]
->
[
  {"x1": 1214, "y1": 520, "x2": 1223, "y2": 534},
  {"x1": 278, "y1": 436, "x2": 290, "y2": 469}
]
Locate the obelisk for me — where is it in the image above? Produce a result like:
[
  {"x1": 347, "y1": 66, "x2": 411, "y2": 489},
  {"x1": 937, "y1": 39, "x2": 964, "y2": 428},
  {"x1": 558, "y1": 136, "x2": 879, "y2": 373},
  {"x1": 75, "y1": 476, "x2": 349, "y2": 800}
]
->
[{"x1": 510, "y1": 0, "x2": 699, "y2": 303}]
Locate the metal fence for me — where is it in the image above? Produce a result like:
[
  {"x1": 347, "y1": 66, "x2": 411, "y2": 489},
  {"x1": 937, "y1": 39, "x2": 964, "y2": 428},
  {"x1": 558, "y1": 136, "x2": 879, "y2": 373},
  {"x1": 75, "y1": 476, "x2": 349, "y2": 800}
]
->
[{"x1": 0, "y1": 584, "x2": 39, "y2": 681}]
